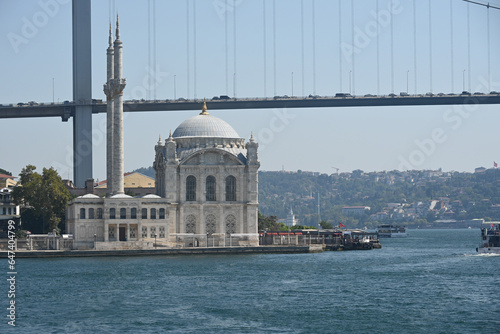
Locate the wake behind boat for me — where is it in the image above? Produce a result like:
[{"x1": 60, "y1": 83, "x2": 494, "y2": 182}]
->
[
  {"x1": 477, "y1": 222, "x2": 500, "y2": 254},
  {"x1": 377, "y1": 224, "x2": 407, "y2": 238}
]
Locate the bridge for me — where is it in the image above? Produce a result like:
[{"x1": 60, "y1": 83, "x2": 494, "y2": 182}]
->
[
  {"x1": 2, "y1": 0, "x2": 499, "y2": 186},
  {"x1": 2, "y1": 93, "x2": 500, "y2": 120}
]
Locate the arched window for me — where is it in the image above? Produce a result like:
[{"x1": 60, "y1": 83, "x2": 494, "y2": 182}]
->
[
  {"x1": 142, "y1": 208, "x2": 147, "y2": 219},
  {"x1": 206, "y1": 176, "x2": 216, "y2": 201},
  {"x1": 97, "y1": 208, "x2": 103, "y2": 219},
  {"x1": 89, "y1": 208, "x2": 95, "y2": 219},
  {"x1": 150, "y1": 208, "x2": 157, "y2": 219},
  {"x1": 110, "y1": 208, "x2": 116, "y2": 219},
  {"x1": 120, "y1": 208, "x2": 126, "y2": 219},
  {"x1": 225, "y1": 175, "x2": 236, "y2": 201},
  {"x1": 131, "y1": 208, "x2": 137, "y2": 219},
  {"x1": 159, "y1": 208, "x2": 165, "y2": 219},
  {"x1": 79, "y1": 208, "x2": 86, "y2": 219},
  {"x1": 205, "y1": 214, "x2": 216, "y2": 235},
  {"x1": 186, "y1": 215, "x2": 196, "y2": 234},
  {"x1": 225, "y1": 215, "x2": 237, "y2": 235},
  {"x1": 186, "y1": 175, "x2": 196, "y2": 201}
]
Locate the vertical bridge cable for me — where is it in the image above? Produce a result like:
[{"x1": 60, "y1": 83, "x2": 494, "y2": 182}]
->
[
  {"x1": 148, "y1": 0, "x2": 151, "y2": 100},
  {"x1": 429, "y1": 0, "x2": 432, "y2": 94},
  {"x1": 233, "y1": 0, "x2": 237, "y2": 98},
  {"x1": 413, "y1": 0, "x2": 417, "y2": 94},
  {"x1": 193, "y1": 0, "x2": 197, "y2": 100},
  {"x1": 273, "y1": 0, "x2": 277, "y2": 97},
  {"x1": 263, "y1": 0, "x2": 267, "y2": 97},
  {"x1": 487, "y1": 4, "x2": 490, "y2": 92},
  {"x1": 153, "y1": 0, "x2": 157, "y2": 100},
  {"x1": 338, "y1": 0, "x2": 342, "y2": 92},
  {"x1": 467, "y1": 2, "x2": 471, "y2": 92},
  {"x1": 312, "y1": 0, "x2": 316, "y2": 96},
  {"x1": 391, "y1": 1, "x2": 394, "y2": 94},
  {"x1": 301, "y1": 0, "x2": 305, "y2": 97},
  {"x1": 351, "y1": 0, "x2": 354, "y2": 95},
  {"x1": 225, "y1": 0, "x2": 228, "y2": 95},
  {"x1": 186, "y1": 0, "x2": 190, "y2": 99},
  {"x1": 450, "y1": 0, "x2": 454, "y2": 93},
  {"x1": 376, "y1": 0, "x2": 380, "y2": 95}
]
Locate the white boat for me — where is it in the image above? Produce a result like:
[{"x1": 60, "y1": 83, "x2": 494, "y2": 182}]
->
[
  {"x1": 377, "y1": 224, "x2": 407, "y2": 238},
  {"x1": 477, "y1": 222, "x2": 500, "y2": 254}
]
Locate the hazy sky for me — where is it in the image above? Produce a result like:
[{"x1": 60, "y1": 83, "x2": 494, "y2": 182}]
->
[{"x1": 1, "y1": 0, "x2": 500, "y2": 181}]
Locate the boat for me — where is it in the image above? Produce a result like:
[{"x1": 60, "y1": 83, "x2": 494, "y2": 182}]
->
[
  {"x1": 477, "y1": 222, "x2": 500, "y2": 254},
  {"x1": 377, "y1": 224, "x2": 407, "y2": 238}
]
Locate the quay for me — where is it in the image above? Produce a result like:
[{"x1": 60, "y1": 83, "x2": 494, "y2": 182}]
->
[{"x1": 0, "y1": 245, "x2": 324, "y2": 258}]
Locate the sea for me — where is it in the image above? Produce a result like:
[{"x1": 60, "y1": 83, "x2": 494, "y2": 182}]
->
[{"x1": 3, "y1": 229, "x2": 499, "y2": 334}]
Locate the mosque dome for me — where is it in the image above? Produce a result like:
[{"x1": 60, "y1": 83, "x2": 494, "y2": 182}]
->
[{"x1": 172, "y1": 102, "x2": 240, "y2": 139}]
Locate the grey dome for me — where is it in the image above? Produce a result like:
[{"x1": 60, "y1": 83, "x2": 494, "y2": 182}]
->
[{"x1": 172, "y1": 113, "x2": 240, "y2": 138}]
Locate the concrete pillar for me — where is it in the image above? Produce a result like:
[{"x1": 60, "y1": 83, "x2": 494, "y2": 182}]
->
[{"x1": 72, "y1": 0, "x2": 93, "y2": 187}]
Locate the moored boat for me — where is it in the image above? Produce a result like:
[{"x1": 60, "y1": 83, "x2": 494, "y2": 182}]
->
[
  {"x1": 477, "y1": 222, "x2": 500, "y2": 254},
  {"x1": 377, "y1": 224, "x2": 407, "y2": 238}
]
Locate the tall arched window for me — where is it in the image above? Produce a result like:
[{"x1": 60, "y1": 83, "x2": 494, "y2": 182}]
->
[
  {"x1": 131, "y1": 208, "x2": 137, "y2": 219},
  {"x1": 79, "y1": 208, "x2": 86, "y2": 219},
  {"x1": 150, "y1": 208, "x2": 157, "y2": 219},
  {"x1": 186, "y1": 175, "x2": 196, "y2": 201},
  {"x1": 88, "y1": 208, "x2": 95, "y2": 219},
  {"x1": 120, "y1": 208, "x2": 126, "y2": 219},
  {"x1": 110, "y1": 208, "x2": 116, "y2": 219},
  {"x1": 159, "y1": 208, "x2": 165, "y2": 219},
  {"x1": 206, "y1": 175, "x2": 216, "y2": 201},
  {"x1": 225, "y1": 175, "x2": 236, "y2": 201}
]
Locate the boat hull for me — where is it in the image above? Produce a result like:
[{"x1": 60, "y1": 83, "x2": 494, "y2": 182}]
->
[
  {"x1": 379, "y1": 232, "x2": 408, "y2": 238},
  {"x1": 477, "y1": 247, "x2": 500, "y2": 255}
]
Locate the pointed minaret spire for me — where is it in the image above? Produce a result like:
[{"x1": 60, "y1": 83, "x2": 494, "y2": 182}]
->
[
  {"x1": 115, "y1": 14, "x2": 120, "y2": 40},
  {"x1": 108, "y1": 23, "x2": 113, "y2": 47}
]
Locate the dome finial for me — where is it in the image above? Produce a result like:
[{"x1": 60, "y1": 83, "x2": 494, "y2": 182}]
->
[
  {"x1": 158, "y1": 134, "x2": 162, "y2": 145},
  {"x1": 200, "y1": 98, "x2": 209, "y2": 115}
]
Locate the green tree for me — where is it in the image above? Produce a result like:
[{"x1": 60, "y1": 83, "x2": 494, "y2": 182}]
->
[
  {"x1": 12, "y1": 165, "x2": 72, "y2": 234},
  {"x1": 319, "y1": 220, "x2": 333, "y2": 229},
  {"x1": 0, "y1": 168, "x2": 12, "y2": 176}
]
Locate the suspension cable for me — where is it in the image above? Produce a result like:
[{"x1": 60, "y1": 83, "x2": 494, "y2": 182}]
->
[
  {"x1": 429, "y1": 0, "x2": 432, "y2": 94},
  {"x1": 234, "y1": 0, "x2": 237, "y2": 97},
  {"x1": 312, "y1": 0, "x2": 316, "y2": 96},
  {"x1": 186, "y1": 0, "x2": 190, "y2": 99},
  {"x1": 263, "y1": 0, "x2": 267, "y2": 97},
  {"x1": 351, "y1": 0, "x2": 354, "y2": 95},
  {"x1": 339, "y1": 0, "x2": 342, "y2": 92},
  {"x1": 273, "y1": 0, "x2": 277, "y2": 97},
  {"x1": 301, "y1": 0, "x2": 305, "y2": 97},
  {"x1": 193, "y1": 0, "x2": 197, "y2": 100},
  {"x1": 413, "y1": 0, "x2": 417, "y2": 95},
  {"x1": 450, "y1": 0, "x2": 454, "y2": 93},
  {"x1": 376, "y1": 0, "x2": 380, "y2": 95},
  {"x1": 467, "y1": 2, "x2": 471, "y2": 92}
]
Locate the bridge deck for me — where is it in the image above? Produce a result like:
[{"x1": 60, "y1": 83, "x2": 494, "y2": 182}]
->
[{"x1": 1, "y1": 94, "x2": 499, "y2": 120}]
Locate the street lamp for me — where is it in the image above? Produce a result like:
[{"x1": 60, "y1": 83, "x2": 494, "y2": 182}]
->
[
  {"x1": 94, "y1": 234, "x2": 97, "y2": 250},
  {"x1": 174, "y1": 75, "x2": 176, "y2": 100},
  {"x1": 154, "y1": 233, "x2": 157, "y2": 249},
  {"x1": 291, "y1": 72, "x2": 294, "y2": 97}
]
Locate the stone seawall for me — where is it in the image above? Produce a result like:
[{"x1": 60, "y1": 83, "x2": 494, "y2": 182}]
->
[{"x1": 0, "y1": 245, "x2": 323, "y2": 258}]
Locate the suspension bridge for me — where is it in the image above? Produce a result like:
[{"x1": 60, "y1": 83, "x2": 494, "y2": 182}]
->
[{"x1": 1, "y1": 0, "x2": 499, "y2": 186}]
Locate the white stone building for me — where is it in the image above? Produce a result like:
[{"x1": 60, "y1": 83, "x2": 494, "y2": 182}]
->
[{"x1": 66, "y1": 19, "x2": 260, "y2": 250}]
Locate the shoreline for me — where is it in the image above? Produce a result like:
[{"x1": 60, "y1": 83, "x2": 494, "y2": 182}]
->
[{"x1": 0, "y1": 245, "x2": 324, "y2": 258}]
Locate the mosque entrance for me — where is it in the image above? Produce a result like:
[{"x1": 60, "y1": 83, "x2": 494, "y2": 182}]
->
[{"x1": 119, "y1": 227, "x2": 126, "y2": 241}]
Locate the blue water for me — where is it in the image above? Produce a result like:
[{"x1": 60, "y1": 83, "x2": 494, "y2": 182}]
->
[{"x1": 3, "y1": 229, "x2": 499, "y2": 333}]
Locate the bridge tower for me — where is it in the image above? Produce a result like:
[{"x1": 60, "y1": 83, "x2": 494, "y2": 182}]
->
[{"x1": 72, "y1": 0, "x2": 92, "y2": 187}]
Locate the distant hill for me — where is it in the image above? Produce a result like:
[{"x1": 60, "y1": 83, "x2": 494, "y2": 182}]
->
[{"x1": 133, "y1": 166, "x2": 500, "y2": 228}]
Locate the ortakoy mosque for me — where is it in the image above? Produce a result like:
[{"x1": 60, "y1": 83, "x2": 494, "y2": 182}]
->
[{"x1": 66, "y1": 19, "x2": 260, "y2": 249}]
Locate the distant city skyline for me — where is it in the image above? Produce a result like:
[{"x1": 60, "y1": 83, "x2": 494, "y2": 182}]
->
[{"x1": 1, "y1": 0, "x2": 500, "y2": 180}]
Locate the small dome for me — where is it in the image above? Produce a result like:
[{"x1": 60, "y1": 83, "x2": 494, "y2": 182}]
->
[
  {"x1": 142, "y1": 194, "x2": 161, "y2": 198},
  {"x1": 78, "y1": 194, "x2": 100, "y2": 199},
  {"x1": 110, "y1": 193, "x2": 132, "y2": 199},
  {"x1": 172, "y1": 113, "x2": 240, "y2": 138}
]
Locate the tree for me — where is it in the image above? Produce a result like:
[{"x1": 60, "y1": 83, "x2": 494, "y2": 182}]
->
[
  {"x1": 12, "y1": 165, "x2": 72, "y2": 234},
  {"x1": 319, "y1": 220, "x2": 333, "y2": 229},
  {"x1": 0, "y1": 168, "x2": 12, "y2": 176},
  {"x1": 258, "y1": 212, "x2": 287, "y2": 231}
]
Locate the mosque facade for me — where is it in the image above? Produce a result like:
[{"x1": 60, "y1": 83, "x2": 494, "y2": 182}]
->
[{"x1": 66, "y1": 19, "x2": 260, "y2": 250}]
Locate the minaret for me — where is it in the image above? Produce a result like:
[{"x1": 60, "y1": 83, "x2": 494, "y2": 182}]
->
[
  {"x1": 103, "y1": 23, "x2": 115, "y2": 196},
  {"x1": 112, "y1": 15, "x2": 126, "y2": 194}
]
